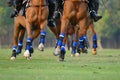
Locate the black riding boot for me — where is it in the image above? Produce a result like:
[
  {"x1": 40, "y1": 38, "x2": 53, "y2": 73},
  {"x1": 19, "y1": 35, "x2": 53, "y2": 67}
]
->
[
  {"x1": 88, "y1": 0, "x2": 102, "y2": 22},
  {"x1": 54, "y1": 0, "x2": 64, "y2": 19},
  {"x1": 48, "y1": 0, "x2": 56, "y2": 27},
  {"x1": 10, "y1": 9, "x2": 18, "y2": 18}
]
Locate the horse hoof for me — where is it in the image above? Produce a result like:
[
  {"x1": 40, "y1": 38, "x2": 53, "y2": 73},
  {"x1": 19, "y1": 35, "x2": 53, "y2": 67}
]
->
[
  {"x1": 92, "y1": 48, "x2": 97, "y2": 55},
  {"x1": 24, "y1": 50, "x2": 30, "y2": 58},
  {"x1": 26, "y1": 57, "x2": 32, "y2": 60},
  {"x1": 10, "y1": 57, "x2": 16, "y2": 60},
  {"x1": 53, "y1": 48, "x2": 60, "y2": 56},
  {"x1": 71, "y1": 54, "x2": 75, "y2": 57},
  {"x1": 59, "y1": 58, "x2": 64, "y2": 61},
  {"x1": 75, "y1": 53, "x2": 80, "y2": 57},
  {"x1": 38, "y1": 43, "x2": 44, "y2": 51}
]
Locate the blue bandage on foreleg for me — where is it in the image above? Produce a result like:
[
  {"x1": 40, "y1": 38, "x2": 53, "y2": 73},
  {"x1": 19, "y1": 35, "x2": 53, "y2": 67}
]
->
[
  {"x1": 78, "y1": 36, "x2": 85, "y2": 48},
  {"x1": 60, "y1": 44, "x2": 65, "y2": 51},
  {"x1": 40, "y1": 31, "x2": 46, "y2": 44},
  {"x1": 26, "y1": 38, "x2": 32, "y2": 50},
  {"x1": 57, "y1": 33, "x2": 65, "y2": 47}
]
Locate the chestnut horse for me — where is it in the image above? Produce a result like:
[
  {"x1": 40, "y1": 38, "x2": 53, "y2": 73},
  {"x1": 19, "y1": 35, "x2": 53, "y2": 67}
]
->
[
  {"x1": 24, "y1": 0, "x2": 49, "y2": 59},
  {"x1": 54, "y1": 0, "x2": 89, "y2": 61},
  {"x1": 10, "y1": 15, "x2": 40, "y2": 60},
  {"x1": 7, "y1": 0, "x2": 40, "y2": 60}
]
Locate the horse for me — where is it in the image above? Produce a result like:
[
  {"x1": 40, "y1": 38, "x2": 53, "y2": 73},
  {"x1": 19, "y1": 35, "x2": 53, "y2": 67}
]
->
[
  {"x1": 24, "y1": 0, "x2": 49, "y2": 59},
  {"x1": 54, "y1": 0, "x2": 89, "y2": 61},
  {"x1": 11, "y1": 15, "x2": 40, "y2": 60},
  {"x1": 7, "y1": 0, "x2": 40, "y2": 60}
]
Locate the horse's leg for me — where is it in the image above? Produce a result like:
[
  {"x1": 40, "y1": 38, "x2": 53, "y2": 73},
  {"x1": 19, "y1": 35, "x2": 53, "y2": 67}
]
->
[
  {"x1": 54, "y1": 1, "x2": 73, "y2": 56},
  {"x1": 24, "y1": 18, "x2": 33, "y2": 59},
  {"x1": 38, "y1": 26, "x2": 46, "y2": 51},
  {"x1": 89, "y1": 23, "x2": 97, "y2": 55},
  {"x1": 27, "y1": 29, "x2": 40, "y2": 53},
  {"x1": 59, "y1": 35, "x2": 68, "y2": 61},
  {"x1": 38, "y1": 6, "x2": 48, "y2": 51},
  {"x1": 77, "y1": 17, "x2": 88, "y2": 54},
  {"x1": 11, "y1": 22, "x2": 20, "y2": 60},
  {"x1": 71, "y1": 26, "x2": 78, "y2": 57},
  {"x1": 16, "y1": 28, "x2": 25, "y2": 54}
]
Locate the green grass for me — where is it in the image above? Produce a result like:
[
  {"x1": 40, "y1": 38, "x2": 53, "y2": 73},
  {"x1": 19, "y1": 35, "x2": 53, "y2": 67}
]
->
[{"x1": 0, "y1": 48, "x2": 120, "y2": 80}]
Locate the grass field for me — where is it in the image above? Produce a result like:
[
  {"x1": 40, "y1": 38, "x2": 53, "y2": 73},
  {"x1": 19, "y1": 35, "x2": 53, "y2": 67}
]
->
[{"x1": 0, "y1": 48, "x2": 120, "y2": 80}]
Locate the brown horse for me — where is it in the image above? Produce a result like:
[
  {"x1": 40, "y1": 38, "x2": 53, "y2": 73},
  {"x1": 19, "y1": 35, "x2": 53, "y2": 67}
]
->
[
  {"x1": 54, "y1": 0, "x2": 89, "y2": 61},
  {"x1": 10, "y1": 14, "x2": 40, "y2": 60},
  {"x1": 24, "y1": 0, "x2": 49, "y2": 59}
]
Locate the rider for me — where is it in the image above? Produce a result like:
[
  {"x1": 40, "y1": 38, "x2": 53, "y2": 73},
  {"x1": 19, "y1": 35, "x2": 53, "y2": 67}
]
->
[{"x1": 47, "y1": 0, "x2": 56, "y2": 27}]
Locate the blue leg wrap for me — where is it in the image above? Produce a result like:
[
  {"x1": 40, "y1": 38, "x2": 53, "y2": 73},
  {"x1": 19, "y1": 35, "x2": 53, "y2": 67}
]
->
[
  {"x1": 92, "y1": 34, "x2": 97, "y2": 48},
  {"x1": 12, "y1": 46, "x2": 17, "y2": 51},
  {"x1": 57, "y1": 33, "x2": 65, "y2": 47},
  {"x1": 17, "y1": 40, "x2": 23, "y2": 53},
  {"x1": 40, "y1": 31, "x2": 46, "y2": 44},
  {"x1": 78, "y1": 36, "x2": 85, "y2": 48},
  {"x1": 60, "y1": 44, "x2": 65, "y2": 51},
  {"x1": 26, "y1": 38, "x2": 32, "y2": 50},
  {"x1": 71, "y1": 41, "x2": 77, "y2": 54}
]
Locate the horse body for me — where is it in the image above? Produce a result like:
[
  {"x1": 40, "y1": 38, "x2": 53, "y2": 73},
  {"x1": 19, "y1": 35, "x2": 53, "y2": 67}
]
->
[{"x1": 11, "y1": 14, "x2": 40, "y2": 60}]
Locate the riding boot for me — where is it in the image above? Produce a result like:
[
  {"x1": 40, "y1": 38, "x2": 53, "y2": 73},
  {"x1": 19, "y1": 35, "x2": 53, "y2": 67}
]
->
[
  {"x1": 90, "y1": 10, "x2": 102, "y2": 22},
  {"x1": 10, "y1": 9, "x2": 18, "y2": 18},
  {"x1": 88, "y1": 0, "x2": 102, "y2": 22},
  {"x1": 48, "y1": 0, "x2": 56, "y2": 27},
  {"x1": 54, "y1": 0, "x2": 64, "y2": 19}
]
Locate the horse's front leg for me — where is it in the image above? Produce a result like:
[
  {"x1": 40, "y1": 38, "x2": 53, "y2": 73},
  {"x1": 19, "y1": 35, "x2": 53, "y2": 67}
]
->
[
  {"x1": 38, "y1": 6, "x2": 48, "y2": 51},
  {"x1": 38, "y1": 19, "x2": 48, "y2": 51},
  {"x1": 24, "y1": 19, "x2": 33, "y2": 60},
  {"x1": 53, "y1": 15, "x2": 69, "y2": 56},
  {"x1": 11, "y1": 23, "x2": 20, "y2": 60},
  {"x1": 16, "y1": 28, "x2": 25, "y2": 54}
]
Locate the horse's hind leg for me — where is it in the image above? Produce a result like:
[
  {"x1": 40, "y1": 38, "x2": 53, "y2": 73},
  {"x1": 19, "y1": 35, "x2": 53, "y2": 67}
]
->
[
  {"x1": 16, "y1": 28, "x2": 25, "y2": 54},
  {"x1": 11, "y1": 23, "x2": 20, "y2": 60},
  {"x1": 89, "y1": 23, "x2": 97, "y2": 55}
]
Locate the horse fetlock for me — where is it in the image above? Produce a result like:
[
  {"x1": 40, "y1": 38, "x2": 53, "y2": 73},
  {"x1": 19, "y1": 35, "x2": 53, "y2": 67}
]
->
[
  {"x1": 10, "y1": 56, "x2": 16, "y2": 60},
  {"x1": 75, "y1": 53, "x2": 80, "y2": 57},
  {"x1": 11, "y1": 50, "x2": 17, "y2": 60},
  {"x1": 24, "y1": 50, "x2": 31, "y2": 58},
  {"x1": 53, "y1": 47, "x2": 60, "y2": 56},
  {"x1": 92, "y1": 48, "x2": 97, "y2": 55},
  {"x1": 38, "y1": 43, "x2": 44, "y2": 51},
  {"x1": 30, "y1": 47, "x2": 34, "y2": 53},
  {"x1": 59, "y1": 50, "x2": 65, "y2": 61}
]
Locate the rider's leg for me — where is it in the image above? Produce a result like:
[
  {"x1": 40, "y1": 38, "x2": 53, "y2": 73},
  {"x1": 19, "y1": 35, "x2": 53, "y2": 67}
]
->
[
  {"x1": 48, "y1": 0, "x2": 56, "y2": 27},
  {"x1": 89, "y1": 0, "x2": 102, "y2": 22},
  {"x1": 54, "y1": 0, "x2": 64, "y2": 19}
]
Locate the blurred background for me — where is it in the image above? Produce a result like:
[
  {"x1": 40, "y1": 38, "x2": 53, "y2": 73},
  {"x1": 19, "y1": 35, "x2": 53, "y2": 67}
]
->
[{"x1": 0, "y1": 0, "x2": 120, "y2": 49}]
